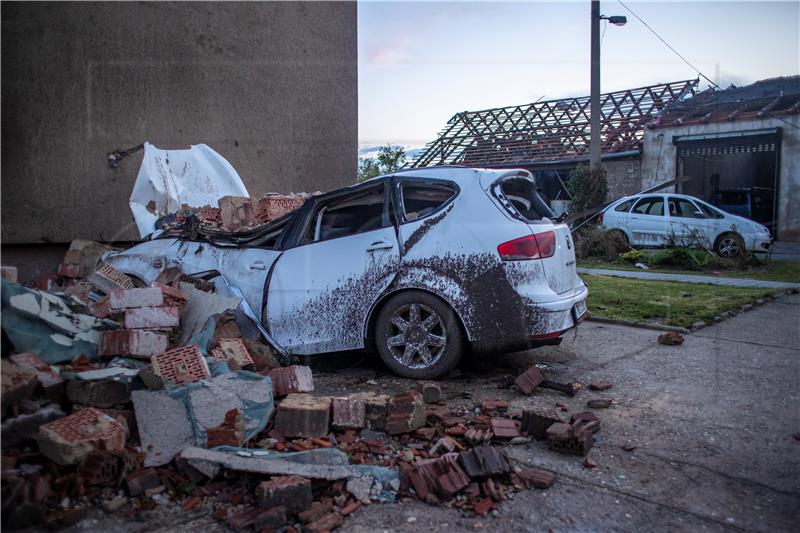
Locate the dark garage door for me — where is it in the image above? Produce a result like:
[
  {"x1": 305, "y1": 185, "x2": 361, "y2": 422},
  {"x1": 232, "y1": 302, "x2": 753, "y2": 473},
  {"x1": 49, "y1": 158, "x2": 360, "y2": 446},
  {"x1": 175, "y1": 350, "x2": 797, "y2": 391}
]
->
[{"x1": 676, "y1": 130, "x2": 780, "y2": 234}]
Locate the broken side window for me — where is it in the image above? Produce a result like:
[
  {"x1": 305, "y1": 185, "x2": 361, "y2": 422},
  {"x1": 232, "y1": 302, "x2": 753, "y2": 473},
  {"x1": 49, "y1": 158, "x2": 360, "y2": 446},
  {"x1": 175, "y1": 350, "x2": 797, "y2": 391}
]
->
[
  {"x1": 303, "y1": 184, "x2": 386, "y2": 244},
  {"x1": 614, "y1": 199, "x2": 634, "y2": 212},
  {"x1": 632, "y1": 196, "x2": 665, "y2": 216},
  {"x1": 400, "y1": 183, "x2": 457, "y2": 222},
  {"x1": 497, "y1": 177, "x2": 554, "y2": 222}
]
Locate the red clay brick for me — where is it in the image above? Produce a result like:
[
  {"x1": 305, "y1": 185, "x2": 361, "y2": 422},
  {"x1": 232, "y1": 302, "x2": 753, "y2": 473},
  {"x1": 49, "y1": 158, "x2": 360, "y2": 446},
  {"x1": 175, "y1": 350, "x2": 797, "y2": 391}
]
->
[
  {"x1": 273, "y1": 394, "x2": 330, "y2": 438},
  {"x1": 219, "y1": 196, "x2": 255, "y2": 230},
  {"x1": 331, "y1": 397, "x2": 366, "y2": 430},
  {"x1": 151, "y1": 345, "x2": 210, "y2": 385},
  {"x1": 256, "y1": 475, "x2": 312, "y2": 514},
  {"x1": 256, "y1": 194, "x2": 308, "y2": 224},
  {"x1": 88, "y1": 263, "x2": 134, "y2": 292},
  {"x1": 515, "y1": 366, "x2": 544, "y2": 395},
  {"x1": 269, "y1": 365, "x2": 314, "y2": 396},
  {"x1": 124, "y1": 306, "x2": 180, "y2": 329},
  {"x1": 210, "y1": 338, "x2": 254, "y2": 370},
  {"x1": 99, "y1": 329, "x2": 169, "y2": 358},
  {"x1": 109, "y1": 287, "x2": 164, "y2": 310},
  {"x1": 9, "y1": 352, "x2": 64, "y2": 390},
  {"x1": 38, "y1": 408, "x2": 126, "y2": 465}
]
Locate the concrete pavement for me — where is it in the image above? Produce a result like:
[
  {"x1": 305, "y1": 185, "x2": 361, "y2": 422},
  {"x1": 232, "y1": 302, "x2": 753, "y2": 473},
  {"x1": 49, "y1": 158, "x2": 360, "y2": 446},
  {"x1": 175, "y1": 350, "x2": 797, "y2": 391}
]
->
[{"x1": 577, "y1": 266, "x2": 800, "y2": 290}]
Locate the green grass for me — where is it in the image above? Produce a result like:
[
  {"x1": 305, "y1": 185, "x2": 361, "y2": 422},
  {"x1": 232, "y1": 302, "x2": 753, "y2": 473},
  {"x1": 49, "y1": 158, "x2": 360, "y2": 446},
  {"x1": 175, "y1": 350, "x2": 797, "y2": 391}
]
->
[
  {"x1": 582, "y1": 274, "x2": 782, "y2": 328},
  {"x1": 578, "y1": 259, "x2": 800, "y2": 283}
]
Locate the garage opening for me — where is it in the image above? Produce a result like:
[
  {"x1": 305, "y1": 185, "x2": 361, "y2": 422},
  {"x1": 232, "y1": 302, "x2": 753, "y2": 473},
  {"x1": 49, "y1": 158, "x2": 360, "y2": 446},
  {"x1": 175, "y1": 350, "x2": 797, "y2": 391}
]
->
[{"x1": 675, "y1": 128, "x2": 781, "y2": 235}]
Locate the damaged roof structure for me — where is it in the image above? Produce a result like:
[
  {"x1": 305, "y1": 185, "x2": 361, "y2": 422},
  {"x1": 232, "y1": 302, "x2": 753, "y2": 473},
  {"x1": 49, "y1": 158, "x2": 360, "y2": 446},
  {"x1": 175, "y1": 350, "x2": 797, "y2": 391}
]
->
[{"x1": 407, "y1": 79, "x2": 698, "y2": 169}]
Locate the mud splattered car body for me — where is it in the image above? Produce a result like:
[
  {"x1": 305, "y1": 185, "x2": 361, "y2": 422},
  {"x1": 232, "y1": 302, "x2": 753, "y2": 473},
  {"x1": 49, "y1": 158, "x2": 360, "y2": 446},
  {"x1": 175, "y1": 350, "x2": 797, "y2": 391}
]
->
[{"x1": 105, "y1": 167, "x2": 588, "y2": 378}]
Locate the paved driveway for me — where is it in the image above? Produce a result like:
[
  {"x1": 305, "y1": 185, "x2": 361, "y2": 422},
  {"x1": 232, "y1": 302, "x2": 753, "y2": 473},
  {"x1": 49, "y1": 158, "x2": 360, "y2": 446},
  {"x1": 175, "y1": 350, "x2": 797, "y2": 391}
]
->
[
  {"x1": 62, "y1": 294, "x2": 800, "y2": 532},
  {"x1": 341, "y1": 293, "x2": 800, "y2": 532}
]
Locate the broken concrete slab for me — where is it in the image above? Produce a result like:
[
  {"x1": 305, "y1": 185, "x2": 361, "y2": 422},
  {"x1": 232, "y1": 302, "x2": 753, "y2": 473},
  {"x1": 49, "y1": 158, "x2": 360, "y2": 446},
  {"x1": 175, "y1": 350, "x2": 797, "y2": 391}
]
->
[
  {"x1": 132, "y1": 371, "x2": 274, "y2": 466},
  {"x1": 132, "y1": 389, "x2": 195, "y2": 467},
  {"x1": 185, "y1": 371, "x2": 274, "y2": 443},
  {"x1": 1, "y1": 279, "x2": 115, "y2": 362},
  {"x1": 178, "y1": 283, "x2": 241, "y2": 345}
]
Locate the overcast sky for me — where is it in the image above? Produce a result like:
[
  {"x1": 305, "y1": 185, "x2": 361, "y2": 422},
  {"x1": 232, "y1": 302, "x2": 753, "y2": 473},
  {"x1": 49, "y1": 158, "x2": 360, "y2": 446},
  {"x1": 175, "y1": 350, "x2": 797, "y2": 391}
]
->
[{"x1": 358, "y1": 0, "x2": 800, "y2": 153}]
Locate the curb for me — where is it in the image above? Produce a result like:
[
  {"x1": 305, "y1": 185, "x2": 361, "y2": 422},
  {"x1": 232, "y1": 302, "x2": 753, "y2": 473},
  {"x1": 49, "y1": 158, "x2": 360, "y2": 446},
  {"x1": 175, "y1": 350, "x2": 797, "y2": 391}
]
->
[{"x1": 585, "y1": 315, "x2": 691, "y2": 334}]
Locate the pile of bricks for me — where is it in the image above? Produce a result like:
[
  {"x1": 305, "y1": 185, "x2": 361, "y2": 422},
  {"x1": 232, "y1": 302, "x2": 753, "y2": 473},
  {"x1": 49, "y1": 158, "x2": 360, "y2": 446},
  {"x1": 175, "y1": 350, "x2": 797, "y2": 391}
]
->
[{"x1": 98, "y1": 285, "x2": 185, "y2": 361}]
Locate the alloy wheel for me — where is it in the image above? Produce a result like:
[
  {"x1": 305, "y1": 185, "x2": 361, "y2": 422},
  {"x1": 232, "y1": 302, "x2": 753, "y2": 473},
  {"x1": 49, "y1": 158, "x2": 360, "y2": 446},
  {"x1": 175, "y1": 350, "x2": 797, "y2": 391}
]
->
[
  {"x1": 386, "y1": 303, "x2": 447, "y2": 369},
  {"x1": 718, "y1": 236, "x2": 741, "y2": 258}
]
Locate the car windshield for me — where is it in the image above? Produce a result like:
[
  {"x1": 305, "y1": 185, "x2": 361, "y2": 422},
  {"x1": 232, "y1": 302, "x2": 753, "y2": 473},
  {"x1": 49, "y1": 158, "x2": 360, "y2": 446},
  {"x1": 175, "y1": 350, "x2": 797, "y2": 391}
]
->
[{"x1": 695, "y1": 199, "x2": 725, "y2": 219}]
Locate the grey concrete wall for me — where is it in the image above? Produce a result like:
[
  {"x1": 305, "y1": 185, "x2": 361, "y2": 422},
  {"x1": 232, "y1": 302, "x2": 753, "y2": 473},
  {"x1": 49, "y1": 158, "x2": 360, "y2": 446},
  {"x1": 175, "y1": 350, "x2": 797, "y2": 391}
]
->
[
  {"x1": 641, "y1": 116, "x2": 800, "y2": 241},
  {"x1": 605, "y1": 158, "x2": 643, "y2": 201},
  {"x1": 1, "y1": 1, "x2": 357, "y2": 244}
]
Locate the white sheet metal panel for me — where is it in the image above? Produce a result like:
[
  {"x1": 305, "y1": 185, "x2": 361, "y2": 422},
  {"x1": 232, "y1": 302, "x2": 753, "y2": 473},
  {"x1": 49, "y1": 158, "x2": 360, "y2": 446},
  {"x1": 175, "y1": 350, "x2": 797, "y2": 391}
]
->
[{"x1": 130, "y1": 142, "x2": 249, "y2": 238}]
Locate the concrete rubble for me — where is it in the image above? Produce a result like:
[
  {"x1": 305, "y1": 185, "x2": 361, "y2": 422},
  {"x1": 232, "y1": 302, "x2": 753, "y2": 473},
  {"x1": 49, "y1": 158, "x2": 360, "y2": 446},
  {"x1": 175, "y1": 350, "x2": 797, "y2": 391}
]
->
[{"x1": 0, "y1": 239, "x2": 616, "y2": 531}]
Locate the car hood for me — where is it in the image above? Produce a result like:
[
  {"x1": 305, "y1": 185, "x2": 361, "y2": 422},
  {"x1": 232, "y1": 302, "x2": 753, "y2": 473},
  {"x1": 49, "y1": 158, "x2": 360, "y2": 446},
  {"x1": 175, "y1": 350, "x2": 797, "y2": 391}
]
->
[{"x1": 130, "y1": 142, "x2": 250, "y2": 238}]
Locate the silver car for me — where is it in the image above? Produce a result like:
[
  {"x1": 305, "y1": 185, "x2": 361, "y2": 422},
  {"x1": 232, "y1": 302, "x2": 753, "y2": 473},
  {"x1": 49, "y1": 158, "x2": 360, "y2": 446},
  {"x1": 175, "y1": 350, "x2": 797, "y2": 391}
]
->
[
  {"x1": 106, "y1": 167, "x2": 588, "y2": 378},
  {"x1": 600, "y1": 193, "x2": 772, "y2": 257}
]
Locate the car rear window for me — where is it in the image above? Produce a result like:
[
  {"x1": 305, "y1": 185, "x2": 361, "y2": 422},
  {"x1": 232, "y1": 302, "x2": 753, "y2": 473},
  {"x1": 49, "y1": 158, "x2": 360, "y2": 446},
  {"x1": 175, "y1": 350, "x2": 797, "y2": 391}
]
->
[
  {"x1": 614, "y1": 199, "x2": 634, "y2": 212},
  {"x1": 401, "y1": 183, "x2": 457, "y2": 222},
  {"x1": 497, "y1": 177, "x2": 554, "y2": 221}
]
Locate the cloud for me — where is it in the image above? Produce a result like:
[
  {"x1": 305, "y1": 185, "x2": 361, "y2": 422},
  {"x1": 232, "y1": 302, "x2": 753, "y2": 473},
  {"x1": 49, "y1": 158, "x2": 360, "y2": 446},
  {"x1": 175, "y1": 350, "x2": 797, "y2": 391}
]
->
[{"x1": 364, "y1": 34, "x2": 411, "y2": 65}]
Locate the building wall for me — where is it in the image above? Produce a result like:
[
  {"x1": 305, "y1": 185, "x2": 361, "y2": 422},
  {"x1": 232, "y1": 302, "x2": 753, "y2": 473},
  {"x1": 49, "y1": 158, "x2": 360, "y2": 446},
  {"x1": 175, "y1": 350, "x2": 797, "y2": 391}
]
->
[
  {"x1": 604, "y1": 158, "x2": 643, "y2": 201},
  {"x1": 1, "y1": 1, "x2": 358, "y2": 245},
  {"x1": 641, "y1": 116, "x2": 800, "y2": 241}
]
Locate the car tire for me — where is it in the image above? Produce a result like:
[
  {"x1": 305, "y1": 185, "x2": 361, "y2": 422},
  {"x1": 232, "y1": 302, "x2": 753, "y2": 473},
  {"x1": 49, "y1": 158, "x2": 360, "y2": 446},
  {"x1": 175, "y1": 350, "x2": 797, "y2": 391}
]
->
[
  {"x1": 607, "y1": 229, "x2": 629, "y2": 247},
  {"x1": 714, "y1": 232, "x2": 744, "y2": 258},
  {"x1": 374, "y1": 290, "x2": 464, "y2": 379}
]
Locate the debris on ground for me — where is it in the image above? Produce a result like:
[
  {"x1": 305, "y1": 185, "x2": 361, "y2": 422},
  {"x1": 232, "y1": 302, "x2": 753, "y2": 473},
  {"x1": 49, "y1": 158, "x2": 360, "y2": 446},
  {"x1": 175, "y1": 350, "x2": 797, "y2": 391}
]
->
[
  {"x1": 588, "y1": 380, "x2": 613, "y2": 391},
  {"x1": 658, "y1": 331, "x2": 685, "y2": 345},
  {"x1": 0, "y1": 240, "x2": 616, "y2": 531}
]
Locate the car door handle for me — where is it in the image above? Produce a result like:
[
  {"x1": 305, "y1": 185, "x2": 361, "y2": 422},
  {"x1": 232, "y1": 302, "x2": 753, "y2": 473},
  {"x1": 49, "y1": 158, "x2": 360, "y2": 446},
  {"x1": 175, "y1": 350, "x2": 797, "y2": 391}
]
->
[
  {"x1": 366, "y1": 240, "x2": 393, "y2": 252},
  {"x1": 249, "y1": 261, "x2": 268, "y2": 270}
]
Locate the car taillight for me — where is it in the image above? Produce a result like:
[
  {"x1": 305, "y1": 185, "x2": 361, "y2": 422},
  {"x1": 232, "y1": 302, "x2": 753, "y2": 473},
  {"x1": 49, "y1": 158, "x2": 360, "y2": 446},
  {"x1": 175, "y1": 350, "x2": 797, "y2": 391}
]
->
[{"x1": 497, "y1": 231, "x2": 556, "y2": 260}]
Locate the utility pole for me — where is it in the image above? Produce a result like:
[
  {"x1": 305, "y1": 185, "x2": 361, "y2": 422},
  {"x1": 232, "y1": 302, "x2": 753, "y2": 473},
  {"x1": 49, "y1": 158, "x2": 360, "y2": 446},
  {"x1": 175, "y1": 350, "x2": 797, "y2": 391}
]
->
[{"x1": 590, "y1": 0, "x2": 601, "y2": 171}]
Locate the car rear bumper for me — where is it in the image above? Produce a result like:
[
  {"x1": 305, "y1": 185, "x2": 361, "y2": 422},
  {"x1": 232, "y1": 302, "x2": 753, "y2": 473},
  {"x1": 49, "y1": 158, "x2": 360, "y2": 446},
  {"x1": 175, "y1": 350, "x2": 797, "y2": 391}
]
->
[
  {"x1": 532, "y1": 283, "x2": 589, "y2": 333},
  {"x1": 471, "y1": 283, "x2": 588, "y2": 354}
]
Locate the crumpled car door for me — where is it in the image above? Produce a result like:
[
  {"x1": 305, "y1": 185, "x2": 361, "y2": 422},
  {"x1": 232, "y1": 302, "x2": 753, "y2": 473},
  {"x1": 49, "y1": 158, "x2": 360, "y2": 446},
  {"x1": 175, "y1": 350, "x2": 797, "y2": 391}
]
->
[
  {"x1": 171, "y1": 241, "x2": 280, "y2": 323},
  {"x1": 265, "y1": 182, "x2": 400, "y2": 355}
]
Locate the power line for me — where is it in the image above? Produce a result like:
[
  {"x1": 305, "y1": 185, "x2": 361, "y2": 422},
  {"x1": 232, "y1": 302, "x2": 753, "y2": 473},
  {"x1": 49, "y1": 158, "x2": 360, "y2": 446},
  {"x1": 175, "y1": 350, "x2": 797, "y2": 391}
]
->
[{"x1": 617, "y1": 0, "x2": 721, "y2": 90}]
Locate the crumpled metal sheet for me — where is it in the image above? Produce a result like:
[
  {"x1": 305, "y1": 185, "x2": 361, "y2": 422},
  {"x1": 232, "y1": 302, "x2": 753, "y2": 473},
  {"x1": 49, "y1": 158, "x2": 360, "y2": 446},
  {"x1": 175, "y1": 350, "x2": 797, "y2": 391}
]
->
[
  {"x1": 0, "y1": 280, "x2": 117, "y2": 363},
  {"x1": 130, "y1": 142, "x2": 250, "y2": 238}
]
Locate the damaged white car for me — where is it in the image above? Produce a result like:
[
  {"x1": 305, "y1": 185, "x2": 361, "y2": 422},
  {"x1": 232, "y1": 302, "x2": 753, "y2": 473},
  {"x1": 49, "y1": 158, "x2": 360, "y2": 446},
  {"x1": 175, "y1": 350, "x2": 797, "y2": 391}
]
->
[{"x1": 108, "y1": 149, "x2": 587, "y2": 378}]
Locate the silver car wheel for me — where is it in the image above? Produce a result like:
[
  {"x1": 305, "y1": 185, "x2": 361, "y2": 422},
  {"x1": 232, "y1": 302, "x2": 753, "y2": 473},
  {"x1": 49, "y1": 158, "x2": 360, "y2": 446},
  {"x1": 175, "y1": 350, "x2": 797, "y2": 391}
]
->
[
  {"x1": 386, "y1": 303, "x2": 447, "y2": 369},
  {"x1": 718, "y1": 236, "x2": 740, "y2": 258}
]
